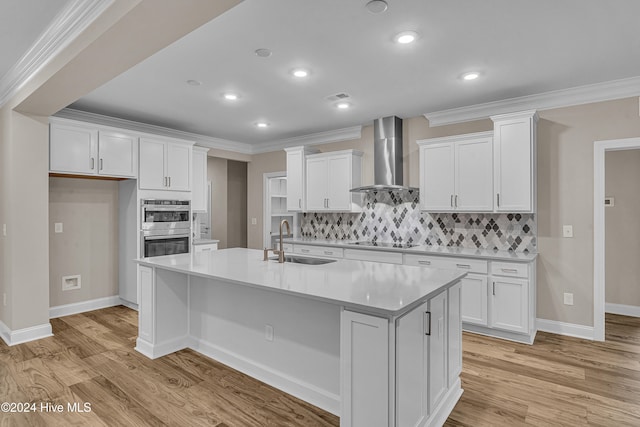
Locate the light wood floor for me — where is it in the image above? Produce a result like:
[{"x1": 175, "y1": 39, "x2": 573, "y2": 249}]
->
[{"x1": 1, "y1": 309, "x2": 639, "y2": 426}]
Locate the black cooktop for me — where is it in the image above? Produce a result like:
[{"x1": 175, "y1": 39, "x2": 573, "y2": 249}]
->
[{"x1": 352, "y1": 241, "x2": 418, "y2": 249}]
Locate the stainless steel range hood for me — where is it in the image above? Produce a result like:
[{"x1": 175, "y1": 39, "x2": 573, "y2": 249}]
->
[{"x1": 350, "y1": 116, "x2": 418, "y2": 193}]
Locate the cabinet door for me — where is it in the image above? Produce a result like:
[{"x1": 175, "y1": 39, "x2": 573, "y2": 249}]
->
[
  {"x1": 494, "y1": 118, "x2": 533, "y2": 212},
  {"x1": 192, "y1": 149, "x2": 208, "y2": 212},
  {"x1": 166, "y1": 142, "x2": 191, "y2": 191},
  {"x1": 50, "y1": 123, "x2": 97, "y2": 174},
  {"x1": 306, "y1": 157, "x2": 328, "y2": 211},
  {"x1": 98, "y1": 131, "x2": 137, "y2": 178},
  {"x1": 327, "y1": 154, "x2": 351, "y2": 210},
  {"x1": 491, "y1": 277, "x2": 529, "y2": 333},
  {"x1": 341, "y1": 310, "x2": 389, "y2": 427},
  {"x1": 461, "y1": 274, "x2": 488, "y2": 326},
  {"x1": 286, "y1": 150, "x2": 304, "y2": 211},
  {"x1": 420, "y1": 143, "x2": 455, "y2": 211},
  {"x1": 455, "y1": 137, "x2": 493, "y2": 211},
  {"x1": 396, "y1": 301, "x2": 428, "y2": 427},
  {"x1": 448, "y1": 282, "x2": 462, "y2": 388},
  {"x1": 427, "y1": 290, "x2": 448, "y2": 413},
  {"x1": 139, "y1": 138, "x2": 167, "y2": 190}
]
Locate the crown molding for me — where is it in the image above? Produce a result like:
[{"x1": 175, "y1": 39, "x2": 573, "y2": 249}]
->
[
  {"x1": 424, "y1": 76, "x2": 640, "y2": 126},
  {"x1": 0, "y1": 0, "x2": 113, "y2": 108},
  {"x1": 55, "y1": 108, "x2": 254, "y2": 154},
  {"x1": 252, "y1": 125, "x2": 362, "y2": 154}
]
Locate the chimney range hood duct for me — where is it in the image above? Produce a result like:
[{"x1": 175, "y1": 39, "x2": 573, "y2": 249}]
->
[{"x1": 350, "y1": 116, "x2": 417, "y2": 193}]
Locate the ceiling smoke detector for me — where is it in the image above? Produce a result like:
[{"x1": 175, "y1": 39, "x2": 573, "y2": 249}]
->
[
  {"x1": 326, "y1": 92, "x2": 350, "y2": 102},
  {"x1": 255, "y1": 48, "x2": 272, "y2": 58},
  {"x1": 365, "y1": 0, "x2": 388, "y2": 13}
]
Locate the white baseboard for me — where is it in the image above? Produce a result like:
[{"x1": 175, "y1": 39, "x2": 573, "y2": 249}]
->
[
  {"x1": 605, "y1": 302, "x2": 640, "y2": 318},
  {"x1": 536, "y1": 318, "x2": 595, "y2": 340},
  {"x1": 135, "y1": 336, "x2": 189, "y2": 360},
  {"x1": 0, "y1": 320, "x2": 53, "y2": 346},
  {"x1": 190, "y1": 337, "x2": 340, "y2": 416},
  {"x1": 119, "y1": 299, "x2": 139, "y2": 311},
  {"x1": 427, "y1": 380, "x2": 463, "y2": 427},
  {"x1": 49, "y1": 295, "x2": 123, "y2": 319}
]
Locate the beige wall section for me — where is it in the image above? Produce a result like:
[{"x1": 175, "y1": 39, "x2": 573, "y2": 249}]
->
[
  {"x1": 49, "y1": 178, "x2": 119, "y2": 307},
  {"x1": 209, "y1": 157, "x2": 229, "y2": 249},
  {"x1": 604, "y1": 149, "x2": 640, "y2": 307},
  {"x1": 227, "y1": 160, "x2": 248, "y2": 248},
  {"x1": 537, "y1": 97, "x2": 640, "y2": 325},
  {"x1": 0, "y1": 108, "x2": 11, "y2": 326},
  {"x1": 247, "y1": 151, "x2": 286, "y2": 249}
]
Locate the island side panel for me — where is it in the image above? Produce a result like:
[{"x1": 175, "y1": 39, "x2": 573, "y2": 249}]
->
[{"x1": 188, "y1": 275, "x2": 341, "y2": 415}]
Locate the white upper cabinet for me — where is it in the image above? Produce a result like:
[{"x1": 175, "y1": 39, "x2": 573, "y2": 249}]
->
[
  {"x1": 418, "y1": 131, "x2": 493, "y2": 212},
  {"x1": 191, "y1": 147, "x2": 209, "y2": 212},
  {"x1": 305, "y1": 150, "x2": 363, "y2": 212},
  {"x1": 49, "y1": 119, "x2": 137, "y2": 178},
  {"x1": 285, "y1": 146, "x2": 319, "y2": 212},
  {"x1": 139, "y1": 137, "x2": 193, "y2": 191},
  {"x1": 491, "y1": 110, "x2": 538, "y2": 212}
]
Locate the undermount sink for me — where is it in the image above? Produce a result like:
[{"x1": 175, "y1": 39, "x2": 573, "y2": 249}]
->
[{"x1": 269, "y1": 255, "x2": 337, "y2": 265}]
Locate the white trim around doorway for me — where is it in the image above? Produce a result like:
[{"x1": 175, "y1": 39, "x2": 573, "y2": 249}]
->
[{"x1": 593, "y1": 136, "x2": 640, "y2": 341}]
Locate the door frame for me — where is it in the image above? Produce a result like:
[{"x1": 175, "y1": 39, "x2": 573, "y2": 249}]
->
[{"x1": 593, "y1": 137, "x2": 640, "y2": 341}]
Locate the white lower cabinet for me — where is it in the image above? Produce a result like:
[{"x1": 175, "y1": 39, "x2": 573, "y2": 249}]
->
[
  {"x1": 342, "y1": 285, "x2": 462, "y2": 427},
  {"x1": 460, "y1": 274, "x2": 488, "y2": 326},
  {"x1": 491, "y1": 276, "x2": 529, "y2": 334},
  {"x1": 194, "y1": 243, "x2": 218, "y2": 253}
]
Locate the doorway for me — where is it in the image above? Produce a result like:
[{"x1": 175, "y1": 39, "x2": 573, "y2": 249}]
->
[{"x1": 593, "y1": 137, "x2": 640, "y2": 341}]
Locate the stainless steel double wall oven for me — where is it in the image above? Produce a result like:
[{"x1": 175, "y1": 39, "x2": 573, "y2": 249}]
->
[{"x1": 141, "y1": 199, "x2": 191, "y2": 257}]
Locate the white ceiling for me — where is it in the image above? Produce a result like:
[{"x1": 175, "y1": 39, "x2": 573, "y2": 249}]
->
[
  {"x1": 0, "y1": 0, "x2": 70, "y2": 81},
  {"x1": 10, "y1": 1, "x2": 640, "y2": 147}
]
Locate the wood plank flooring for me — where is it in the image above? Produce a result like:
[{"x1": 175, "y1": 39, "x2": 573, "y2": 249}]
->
[{"x1": 1, "y1": 308, "x2": 639, "y2": 426}]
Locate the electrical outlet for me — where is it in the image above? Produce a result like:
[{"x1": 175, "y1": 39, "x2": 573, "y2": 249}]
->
[
  {"x1": 2, "y1": 224, "x2": 6, "y2": 236},
  {"x1": 563, "y1": 292, "x2": 574, "y2": 305},
  {"x1": 54, "y1": 223, "x2": 63, "y2": 233},
  {"x1": 562, "y1": 225, "x2": 573, "y2": 238},
  {"x1": 265, "y1": 324, "x2": 274, "y2": 341},
  {"x1": 251, "y1": 218, "x2": 257, "y2": 225},
  {"x1": 62, "y1": 275, "x2": 81, "y2": 291}
]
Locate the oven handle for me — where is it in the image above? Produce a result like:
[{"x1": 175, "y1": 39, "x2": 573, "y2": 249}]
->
[
  {"x1": 143, "y1": 206, "x2": 190, "y2": 211},
  {"x1": 143, "y1": 234, "x2": 190, "y2": 241}
]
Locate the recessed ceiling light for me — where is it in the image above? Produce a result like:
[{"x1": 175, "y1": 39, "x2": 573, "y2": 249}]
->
[
  {"x1": 462, "y1": 71, "x2": 480, "y2": 81},
  {"x1": 255, "y1": 48, "x2": 272, "y2": 58},
  {"x1": 223, "y1": 93, "x2": 239, "y2": 100},
  {"x1": 186, "y1": 79, "x2": 202, "y2": 86},
  {"x1": 365, "y1": 0, "x2": 388, "y2": 13},
  {"x1": 256, "y1": 122, "x2": 269, "y2": 128},
  {"x1": 336, "y1": 102, "x2": 351, "y2": 109},
  {"x1": 394, "y1": 31, "x2": 418, "y2": 44},
  {"x1": 292, "y1": 68, "x2": 309, "y2": 78}
]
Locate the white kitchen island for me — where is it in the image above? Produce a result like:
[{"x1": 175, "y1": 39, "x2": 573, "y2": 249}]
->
[{"x1": 135, "y1": 248, "x2": 466, "y2": 427}]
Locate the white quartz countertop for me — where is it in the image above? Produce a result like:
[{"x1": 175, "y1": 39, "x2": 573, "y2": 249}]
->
[
  {"x1": 135, "y1": 248, "x2": 465, "y2": 316},
  {"x1": 283, "y1": 238, "x2": 537, "y2": 262},
  {"x1": 192, "y1": 239, "x2": 220, "y2": 246}
]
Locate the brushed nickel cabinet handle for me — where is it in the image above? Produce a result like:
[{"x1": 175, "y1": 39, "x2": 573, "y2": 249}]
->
[
  {"x1": 324, "y1": 251, "x2": 333, "y2": 255},
  {"x1": 455, "y1": 195, "x2": 458, "y2": 208},
  {"x1": 418, "y1": 260, "x2": 431, "y2": 265},
  {"x1": 99, "y1": 158, "x2": 103, "y2": 171},
  {"x1": 450, "y1": 194, "x2": 454, "y2": 208},
  {"x1": 501, "y1": 268, "x2": 519, "y2": 273},
  {"x1": 493, "y1": 282, "x2": 496, "y2": 295},
  {"x1": 90, "y1": 157, "x2": 95, "y2": 170},
  {"x1": 301, "y1": 249, "x2": 310, "y2": 253},
  {"x1": 456, "y1": 264, "x2": 471, "y2": 269},
  {"x1": 497, "y1": 193, "x2": 500, "y2": 207}
]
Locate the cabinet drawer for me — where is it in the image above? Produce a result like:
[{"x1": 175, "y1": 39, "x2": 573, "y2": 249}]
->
[
  {"x1": 293, "y1": 245, "x2": 344, "y2": 258},
  {"x1": 491, "y1": 262, "x2": 528, "y2": 278},
  {"x1": 403, "y1": 254, "x2": 450, "y2": 269},
  {"x1": 344, "y1": 248, "x2": 403, "y2": 265},
  {"x1": 194, "y1": 243, "x2": 218, "y2": 253},
  {"x1": 404, "y1": 254, "x2": 488, "y2": 274},
  {"x1": 281, "y1": 243, "x2": 293, "y2": 252}
]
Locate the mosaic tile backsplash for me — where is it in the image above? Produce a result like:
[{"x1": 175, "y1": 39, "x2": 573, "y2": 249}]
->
[{"x1": 299, "y1": 190, "x2": 536, "y2": 252}]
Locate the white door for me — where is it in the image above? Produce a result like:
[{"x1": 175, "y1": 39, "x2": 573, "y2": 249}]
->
[
  {"x1": 49, "y1": 124, "x2": 97, "y2": 174},
  {"x1": 461, "y1": 274, "x2": 488, "y2": 326},
  {"x1": 166, "y1": 142, "x2": 191, "y2": 191},
  {"x1": 427, "y1": 289, "x2": 448, "y2": 413},
  {"x1": 327, "y1": 154, "x2": 351, "y2": 210},
  {"x1": 456, "y1": 137, "x2": 493, "y2": 211},
  {"x1": 306, "y1": 157, "x2": 328, "y2": 211},
  {"x1": 494, "y1": 118, "x2": 532, "y2": 212},
  {"x1": 139, "y1": 138, "x2": 166, "y2": 190},
  {"x1": 98, "y1": 131, "x2": 137, "y2": 177},
  {"x1": 420, "y1": 144, "x2": 455, "y2": 211},
  {"x1": 286, "y1": 150, "x2": 304, "y2": 211},
  {"x1": 396, "y1": 301, "x2": 427, "y2": 427},
  {"x1": 491, "y1": 277, "x2": 529, "y2": 333}
]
